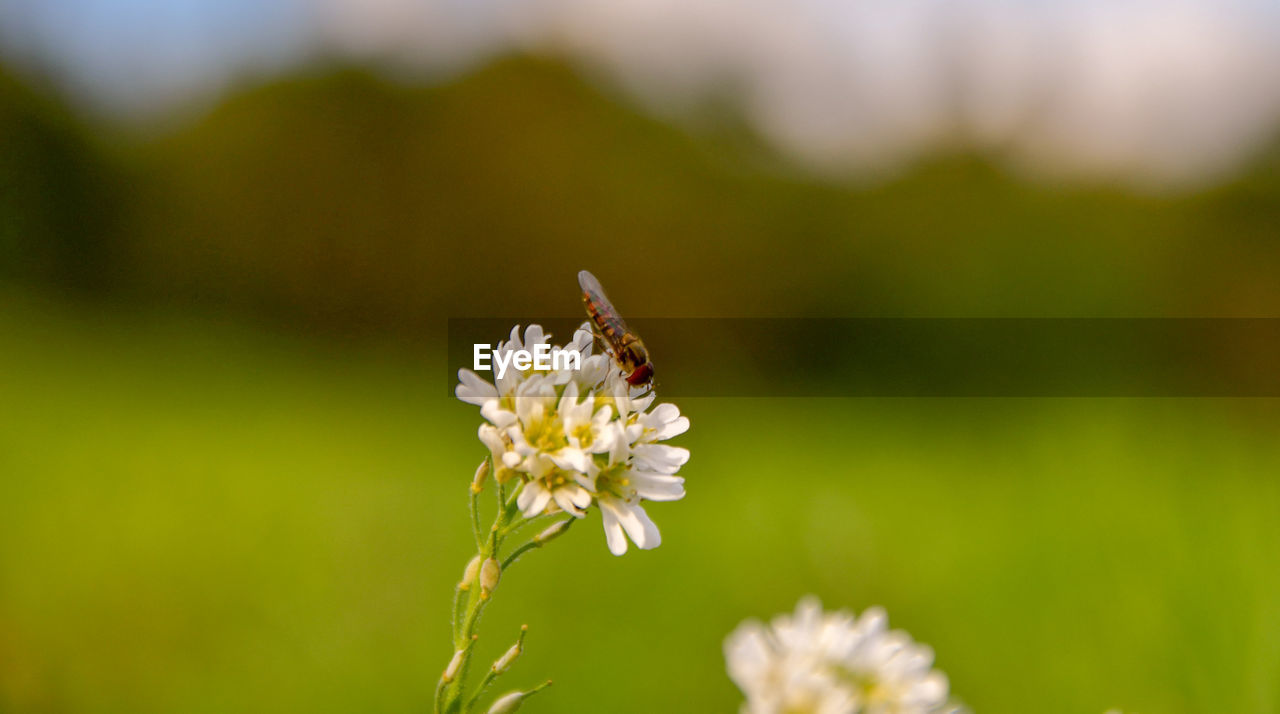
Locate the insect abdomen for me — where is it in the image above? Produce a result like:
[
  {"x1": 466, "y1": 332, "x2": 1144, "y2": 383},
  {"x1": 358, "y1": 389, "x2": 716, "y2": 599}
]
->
[{"x1": 584, "y1": 297, "x2": 629, "y2": 341}]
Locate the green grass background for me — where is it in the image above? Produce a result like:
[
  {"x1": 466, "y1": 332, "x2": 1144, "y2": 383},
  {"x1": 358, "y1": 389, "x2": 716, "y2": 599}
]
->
[{"x1": 3, "y1": 292, "x2": 1279, "y2": 713}]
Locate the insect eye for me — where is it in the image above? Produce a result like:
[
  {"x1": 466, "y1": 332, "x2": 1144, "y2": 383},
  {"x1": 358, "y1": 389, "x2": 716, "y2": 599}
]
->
[{"x1": 626, "y1": 362, "x2": 654, "y2": 386}]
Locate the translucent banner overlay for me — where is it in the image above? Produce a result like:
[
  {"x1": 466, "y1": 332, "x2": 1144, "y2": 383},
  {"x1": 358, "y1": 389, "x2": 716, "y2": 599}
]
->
[{"x1": 448, "y1": 318, "x2": 1280, "y2": 397}]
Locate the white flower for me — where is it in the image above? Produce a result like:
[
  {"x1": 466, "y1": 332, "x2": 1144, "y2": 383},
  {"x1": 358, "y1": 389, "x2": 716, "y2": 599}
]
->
[
  {"x1": 456, "y1": 323, "x2": 689, "y2": 555},
  {"x1": 725, "y1": 597, "x2": 954, "y2": 714}
]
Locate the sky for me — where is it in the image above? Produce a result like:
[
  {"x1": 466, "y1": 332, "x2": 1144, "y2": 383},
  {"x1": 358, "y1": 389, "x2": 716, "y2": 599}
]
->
[{"x1": 2, "y1": 0, "x2": 1280, "y2": 190}]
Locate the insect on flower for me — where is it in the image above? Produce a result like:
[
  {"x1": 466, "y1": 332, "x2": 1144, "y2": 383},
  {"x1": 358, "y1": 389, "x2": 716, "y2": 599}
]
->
[{"x1": 578, "y1": 269, "x2": 654, "y2": 390}]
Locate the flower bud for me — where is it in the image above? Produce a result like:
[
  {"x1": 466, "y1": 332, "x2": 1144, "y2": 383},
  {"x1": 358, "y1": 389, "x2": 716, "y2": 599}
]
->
[
  {"x1": 533, "y1": 519, "x2": 572, "y2": 546},
  {"x1": 479, "y1": 557, "x2": 501, "y2": 598},
  {"x1": 471, "y1": 460, "x2": 490, "y2": 494},
  {"x1": 458, "y1": 555, "x2": 482, "y2": 591},
  {"x1": 441, "y1": 648, "x2": 465, "y2": 683},
  {"x1": 491, "y1": 625, "x2": 527, "y2": 674},
  {"x1": 486, "y1": 681, "x2": 550, "y2": 713},
  {"x1": 492, "y1": 644, "x2": 521, "y2": 674},
  {"x1": 486, "y1": 692, "x2": 525, "y2": 714}
]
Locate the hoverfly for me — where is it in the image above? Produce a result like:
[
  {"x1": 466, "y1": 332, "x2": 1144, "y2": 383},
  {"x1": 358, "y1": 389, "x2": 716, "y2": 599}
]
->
[{"x1": 578, "y1": 269, "x2": 654, "y2": 389}]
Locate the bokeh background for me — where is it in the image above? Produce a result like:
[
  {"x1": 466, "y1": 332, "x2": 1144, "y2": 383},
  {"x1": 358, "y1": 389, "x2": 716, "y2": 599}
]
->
[{"x1": 3, "y1": 1, "x2": 1280, "y2": 712}]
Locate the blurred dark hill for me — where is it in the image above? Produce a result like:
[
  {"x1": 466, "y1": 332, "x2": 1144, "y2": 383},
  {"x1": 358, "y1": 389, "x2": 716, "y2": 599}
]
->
[
  {"x1": 4, "y1": 55, "x2": 1280, "y2": 336},
  {"x1": 0, "y1": 66, "x2": 119, "y2": 294}
]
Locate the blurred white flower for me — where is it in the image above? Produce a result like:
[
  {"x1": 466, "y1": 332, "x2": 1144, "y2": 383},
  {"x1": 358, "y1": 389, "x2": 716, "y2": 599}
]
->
[
  {"x1": 457, "y1": 323, "x2": 689, "y2": 555},
  {"x1": 725, "y1": 597, "x2": 954, "y2": 714}
]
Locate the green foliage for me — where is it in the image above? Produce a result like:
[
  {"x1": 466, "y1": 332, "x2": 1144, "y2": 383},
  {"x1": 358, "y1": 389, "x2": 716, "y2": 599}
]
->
[
  {"x1": 5, "y1": 56, "x2": 1280, "y2": 327},
  {"x1": 131, "y1": 57, "x2": 1279, "y2": 324}
]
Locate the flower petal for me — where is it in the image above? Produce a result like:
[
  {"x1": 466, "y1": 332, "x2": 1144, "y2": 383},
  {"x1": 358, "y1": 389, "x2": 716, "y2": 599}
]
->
[
  {"x1": 549, "y1": 448, "x2": 590, "y2": 473},
  {"x1": 631, "y1": 503, "x2": 662, "y2": 549},
  {"x1": 524, "y1": 324, "x2": 546, "y2": 349},
  {"x1": 602, "y1": 498, "x2": 660, "y2": 550},
  {"x1": 568, "y1": 484, "x2": 593, "y2": 509},
  {"x1": 632, "y1": 443, "x2": 690, "y2": 472},
  {"x1": 516, "y1": 481, "x2": 541, "y2": 513},
  {"x1": 552, "y1": 487, "x2": 586, "y2": 517},
  {"x1": 478, "y1": 424, "x2": 507, "y2": 461},
  {"x1": 600, "y1": 503, "x2": 628, "y2": 555},
  {"x1": 455, "y1": 369, "x2": 499, "y2": 405},
  {"x1": 655, "y1": 415, "x2": 690, "y2": 440},
  {"x1": 629, "y1": 472, "x2": 686, "y2": 502},
  {"x1": 528, "y1": 486, "x2": 552, "y2": 516},
  {"x1": 557, "y1": 380, "x2": 581, "y2": 413},
  {"x1": 480, "y1": 400, "x2": 518, "y2": 428}
]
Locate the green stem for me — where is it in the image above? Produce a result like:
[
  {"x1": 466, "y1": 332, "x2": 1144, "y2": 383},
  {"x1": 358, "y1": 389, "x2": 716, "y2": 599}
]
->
[
  {"x1": 466, "y1": 624, "x2": 528, "y2": 710},
  {"x1": 465, "y1": 668, "x2": 501, "y2": 711},
  {"x1": 434, "y1": 673, "x2": 447, "y2": 714},
  {"x1": 445, "y1": 553, "x2": 498, "y2": 711},
  {"x1": 437, "y1": 479, "x2": 565, "y2": 714},
  {"x1": 469, "y1": 479, "x2": 484, "y2": 550},
  {"x1": 500, "y1": 541, "x2": 540, "y2": 571},
  {"x1": 497, "y1": 511, "x2": 556, "y2": 539},
  {"x1": 440, "y1": 481, "x2": 524, "y2": 714},
  {"x1": 451, "y1": 582, "x2": 465, "y2": 645}
]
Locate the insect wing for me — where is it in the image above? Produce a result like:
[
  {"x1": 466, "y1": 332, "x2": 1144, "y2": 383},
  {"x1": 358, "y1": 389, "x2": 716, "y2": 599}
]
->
[{"x1": 578, "y1": 270, "x2": 634, "y2": 354}]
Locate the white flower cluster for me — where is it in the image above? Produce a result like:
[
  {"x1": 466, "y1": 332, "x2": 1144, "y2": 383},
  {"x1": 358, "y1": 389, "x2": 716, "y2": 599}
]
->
[
  {"x1": 456, "y1": 324, "x2": 689, "y2": 556},
  {"x1": 725, "y1": 597, "x2": 955, "y2": 714}
]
